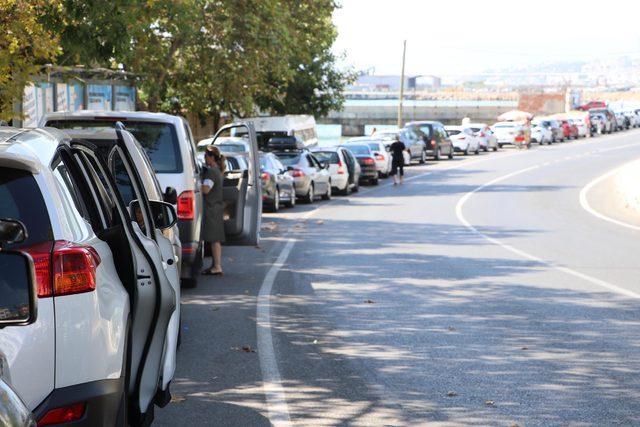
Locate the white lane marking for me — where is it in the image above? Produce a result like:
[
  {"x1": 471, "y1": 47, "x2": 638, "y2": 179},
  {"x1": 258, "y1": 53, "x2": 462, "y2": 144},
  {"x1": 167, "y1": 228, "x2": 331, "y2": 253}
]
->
[
  {"x1": 256, "y1": 134, "x2": 640, "y2": 424},
  {"x1": 257, "y1": 238, "x2": 295, "y2": 426},
  {"x1": 455, "y1": 158, "x2": 640, "y2": 299},
  {"x1": 579, "y1": 162, "x2": 640, "y2": 232}
]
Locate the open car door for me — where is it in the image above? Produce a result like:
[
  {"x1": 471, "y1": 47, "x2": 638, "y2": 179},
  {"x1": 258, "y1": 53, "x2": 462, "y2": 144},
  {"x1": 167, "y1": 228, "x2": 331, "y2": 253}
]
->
[{"x1": 213, "y1": 122, "x2": 261, "y2": 246}]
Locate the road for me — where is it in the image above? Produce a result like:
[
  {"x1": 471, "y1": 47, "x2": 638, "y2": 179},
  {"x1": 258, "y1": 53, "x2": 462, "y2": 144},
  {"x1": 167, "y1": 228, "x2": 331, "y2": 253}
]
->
[{"x1": 156, "y1": 130, "x2": 640, "y2": 426}]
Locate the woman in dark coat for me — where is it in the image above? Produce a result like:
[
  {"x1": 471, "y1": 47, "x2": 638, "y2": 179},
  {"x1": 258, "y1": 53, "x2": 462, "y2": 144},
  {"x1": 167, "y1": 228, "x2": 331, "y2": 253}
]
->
[{"x1": 202, "y1": 146, "x2": 226, "y2": 275}]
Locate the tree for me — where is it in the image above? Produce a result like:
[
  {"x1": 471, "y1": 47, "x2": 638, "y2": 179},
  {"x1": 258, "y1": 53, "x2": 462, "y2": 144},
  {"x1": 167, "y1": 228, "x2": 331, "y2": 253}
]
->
[
  {"x1": 0, "y1": 0, "x2": 61, "y2": 121},
  {"x1": 257, "y1": 0, "x2": 353, "y2": 117}
]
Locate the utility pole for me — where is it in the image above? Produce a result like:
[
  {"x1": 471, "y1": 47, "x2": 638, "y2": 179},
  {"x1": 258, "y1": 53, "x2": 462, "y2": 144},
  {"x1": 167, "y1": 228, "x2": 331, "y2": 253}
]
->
[{"x1": 397, "y1": 40, "x2": 407, "y2": 128}]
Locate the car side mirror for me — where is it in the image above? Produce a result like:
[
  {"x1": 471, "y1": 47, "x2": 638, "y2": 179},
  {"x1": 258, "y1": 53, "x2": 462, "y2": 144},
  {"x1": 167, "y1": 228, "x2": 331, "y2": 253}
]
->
[
  {"x1": 164, "y1": 186, "x2": 178, "y2": 205},
  {"x1": 0, "y1": 250, "x2": 37, "y2": 327},
  {"x1": 149, "y1": 200, "x2": 178, "y2": 231},
  {"x1": 0, "y1": 219, "x2": 27, "y2": 247}
]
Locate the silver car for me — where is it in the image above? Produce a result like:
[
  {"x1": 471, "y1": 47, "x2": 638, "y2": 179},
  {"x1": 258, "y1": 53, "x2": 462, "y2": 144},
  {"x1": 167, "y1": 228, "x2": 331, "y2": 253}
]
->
[{"x1": 275, "y1": 150, "x2": 332, "y2": 203}]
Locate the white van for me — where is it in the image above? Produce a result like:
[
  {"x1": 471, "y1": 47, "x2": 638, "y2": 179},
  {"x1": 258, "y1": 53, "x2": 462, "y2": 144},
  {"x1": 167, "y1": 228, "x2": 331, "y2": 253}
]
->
[{"x1": 240, "y1": 115, "x2": 318, "y2": 150}]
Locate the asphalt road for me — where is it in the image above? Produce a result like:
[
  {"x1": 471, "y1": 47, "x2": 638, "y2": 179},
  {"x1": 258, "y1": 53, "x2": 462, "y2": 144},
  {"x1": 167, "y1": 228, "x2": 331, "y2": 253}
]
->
[{"x1": 156, "y1": 130, "x2": 640, "y2": 426}]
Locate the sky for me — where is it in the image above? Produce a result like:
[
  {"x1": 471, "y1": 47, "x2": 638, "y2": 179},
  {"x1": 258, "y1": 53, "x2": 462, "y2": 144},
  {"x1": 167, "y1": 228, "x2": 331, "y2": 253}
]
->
[{"x1": 332, "y1": 0, "x2": 640, "y2": 76}]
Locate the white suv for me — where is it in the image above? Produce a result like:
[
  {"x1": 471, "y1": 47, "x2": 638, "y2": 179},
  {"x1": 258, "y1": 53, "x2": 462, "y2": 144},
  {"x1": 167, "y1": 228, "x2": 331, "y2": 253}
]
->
[
  {"x1": 43, "y1": 111, "x2": 204, "y2": 288},
  {"x1": 0, "y1": 127, "x2": 178, "y2": 425}
]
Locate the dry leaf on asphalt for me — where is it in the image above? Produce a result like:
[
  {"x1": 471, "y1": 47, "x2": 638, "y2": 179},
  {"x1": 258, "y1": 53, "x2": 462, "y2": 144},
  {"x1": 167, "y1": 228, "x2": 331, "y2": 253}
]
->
[
  {"x1": 171, "y1": 395, "x2": 186, "y2": 403},
  {"x1": 364, "y1": 299, "x2": 375, "y2": 304},
  {"x1": 485, "y1": 400, "x2": 495, "y2": 407},
  {"x1": 521, "y1": 346, "x2": 529, "y2": 350},
  {"x1": 447, "y1": 391, "x2": 458, "y2": 397},
  {"x1": 316, "y1": 220, "x2": 324, "y2": 225},
  {"x1": 261, "y1": 222, "x2": 278, "y2": 232},
  {"x1": 232, "y1": 345, "x2": 256, "y2": 353},
  {"x1": 447, "y1": 326, "x2": 456, "y2": 332}
]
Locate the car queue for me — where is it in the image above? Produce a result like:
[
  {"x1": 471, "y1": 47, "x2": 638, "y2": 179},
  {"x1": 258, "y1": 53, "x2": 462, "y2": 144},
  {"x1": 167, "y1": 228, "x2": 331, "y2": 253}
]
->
[{"x1": 0, "y1": 102, "x2": 638, "y2": 426}]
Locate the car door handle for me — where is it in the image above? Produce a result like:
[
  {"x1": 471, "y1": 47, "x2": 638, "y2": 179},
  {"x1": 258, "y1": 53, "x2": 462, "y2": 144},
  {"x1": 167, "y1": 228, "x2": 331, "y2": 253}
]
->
[{"x1": 137, "y1": 275, "x2": 151, "y2": 280}]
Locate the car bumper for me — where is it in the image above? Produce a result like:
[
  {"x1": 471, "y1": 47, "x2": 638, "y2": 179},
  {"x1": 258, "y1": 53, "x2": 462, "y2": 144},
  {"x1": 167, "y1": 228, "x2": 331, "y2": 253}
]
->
[
  {"x1": 34, "y1": 379, "x2": 123, "y2": 427},
  {"x1": 331, "y1": 174, "x2": 349, "y2": 189},
  {"x1": 359, "y1": 166, "x2": 377, "y2": 179}
]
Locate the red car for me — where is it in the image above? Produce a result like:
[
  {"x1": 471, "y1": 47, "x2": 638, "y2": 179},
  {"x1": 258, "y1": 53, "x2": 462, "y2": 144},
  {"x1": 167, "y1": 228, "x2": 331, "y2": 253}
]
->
[{"x1": 560, "y1": 120, "x2": 579, "y2": 140}]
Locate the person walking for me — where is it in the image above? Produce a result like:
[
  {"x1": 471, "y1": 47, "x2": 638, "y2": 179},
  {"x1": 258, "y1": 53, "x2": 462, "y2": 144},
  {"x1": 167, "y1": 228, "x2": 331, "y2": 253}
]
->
[
  {"x1": 201, "y1": 146, "x2": 226, "y2": 275},
  {"x1": 389, "y1": 135, "x2": 408, "y2": 185}
]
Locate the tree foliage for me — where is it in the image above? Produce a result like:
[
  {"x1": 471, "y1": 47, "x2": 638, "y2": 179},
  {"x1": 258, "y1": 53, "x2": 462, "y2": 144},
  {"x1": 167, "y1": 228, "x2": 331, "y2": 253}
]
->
[{"x1": 0, "y1": 0, "x2": 61, "y2": 121}]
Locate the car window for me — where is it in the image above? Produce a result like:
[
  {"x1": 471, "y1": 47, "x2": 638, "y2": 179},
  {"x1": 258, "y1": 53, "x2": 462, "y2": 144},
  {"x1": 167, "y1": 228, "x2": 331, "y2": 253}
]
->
[
  {"x1": 47, "y1": 119, "x2": 183, "y2": 173},
  {"x1": 447, "y1": 129, "x2": 461, "y2": 136},
  {"x1": 313, "y1": 151, "x2": 340, "y2": 164},
  {"x1": 346, "y1": 145, "x2": 370, "y2": 155},
  {"x1": 276, "y1": 153, "x2": 300, "y2": 166},
  {"x1": 52, "y1": 160, "x2": 92, "y2": 239},
  {"x1": 112, "y1": 150, "x2": 152, "y2": 237},
  {"x1": 306, "y1": 155, "x2": 316, "y2": 168},
  {"x1": 418, "y1": 125, "x2": 433, "y2": 139},
  {"x1": 0, "y1": 168, "x2": 53, "y2": 248}
]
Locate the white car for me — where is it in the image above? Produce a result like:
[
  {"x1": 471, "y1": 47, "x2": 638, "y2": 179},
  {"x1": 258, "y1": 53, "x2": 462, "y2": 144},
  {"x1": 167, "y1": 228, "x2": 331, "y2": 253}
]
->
[
  {"x1": 570, "y1": 118, "x2": 590, "y2": 138},
  {"x1": 197, "y1": 136, "x2": 250, "y2": 163},
  {"x1": 344, "y1": 137, "x2": 392, "y2": 177},
  {"x1": 445, "y1": 125, "x2": 481, "y2": 155},
  {"x1": 44, "y1": 111, "x2": 205, "y2": 288},
  {"x1": 0, "y1": 127, "x2": 179, "y2": 425},
  {"x1": 491, "y1": 121, "x2": 526, "y2": 147},
  {"x1": 530, "y1": 120, "x2": 554, "y2": 145},
  {"x1": 311, "y1": 146, "x2": 361, "y2": 195},
  {"x1": 468, "y1": 123, "x2": 498, "y2": 152}
]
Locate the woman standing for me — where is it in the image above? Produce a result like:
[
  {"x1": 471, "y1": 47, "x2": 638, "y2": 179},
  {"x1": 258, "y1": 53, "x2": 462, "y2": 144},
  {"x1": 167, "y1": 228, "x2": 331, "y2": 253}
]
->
[{"x1": 202, "y1": 146, "x2": 226, "y2": 275}]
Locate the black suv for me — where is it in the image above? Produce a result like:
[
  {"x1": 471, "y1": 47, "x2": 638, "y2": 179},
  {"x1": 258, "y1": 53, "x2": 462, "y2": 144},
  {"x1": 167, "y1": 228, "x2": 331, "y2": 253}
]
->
[{"x1": 404, "y1": 121, "x2": 454, "y2": 160}]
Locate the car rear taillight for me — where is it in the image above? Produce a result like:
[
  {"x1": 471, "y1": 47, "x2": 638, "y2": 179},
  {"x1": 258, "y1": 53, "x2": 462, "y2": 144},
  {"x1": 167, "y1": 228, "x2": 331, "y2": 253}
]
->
[
  {"x1": 261, "y1": 172, "x2": 270, "y2": 182},
  {"x1": 515, "y1": 135, "x2": 525, "y2": 142},
  {"x1": 363, "y1": 158, "x2": 375, "y2": 165},
  {"x1": 177, "y1": 190, "x2": 195, "y2": 220},
  {"x1": 430, "y1": 140, "x2": 436, "y2": 147},
  {"x1": 21, "y1": 242, "x2": 54, "y2": 297},
  {"x1": 39, "y1": 403, "x2": 86, "y2": 426},
  {"x1": 21, "y1": 241, "x2": 100, "y2": 298},
  {"x1": 289, "y1": 169, "x2": 304, "y2": 177},
  {"x1": 53, "y1": 241, "x2": 100, "y2": 296},
  {"x1": 374, "y1": 153, "x2": 385, "y2": 161}
]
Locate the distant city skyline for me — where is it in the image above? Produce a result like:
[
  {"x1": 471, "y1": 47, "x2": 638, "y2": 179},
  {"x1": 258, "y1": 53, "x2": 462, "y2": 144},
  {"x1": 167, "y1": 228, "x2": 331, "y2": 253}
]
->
[{"x1": 332, "y1": 0, "x2": 640, "y2": 77}]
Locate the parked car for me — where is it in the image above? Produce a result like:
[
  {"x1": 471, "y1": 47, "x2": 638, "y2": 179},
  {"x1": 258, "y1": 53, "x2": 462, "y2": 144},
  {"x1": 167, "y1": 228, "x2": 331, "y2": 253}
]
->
[
  {"x1": 375, "y1": 128, "x2": 427, "y2": 164},
  {"x1": 270, "y1": 139, "x2": 331, "y2": 203},
  {"x1": 530, "y1": 120, "x2": 553, "y2": 145},
  {"x1": 196, "y1": 136, "x2": 250, "y2": 163},
  {"x1": 342, "y1": 144, "x2": 379, "y2": 185},
  {"x1": 491, "y1": 121, "x2": 528, "y2": 148},
  {"x1": 614, "y1": 112, "x2": 629, "y2": 130},
  {"x1": 589, "y1": 108, "x2": 616, "y2": 133},
  {"x1": 260, "y1": 152, "x2": 296, "y2": 211},
  {"x1": 344, "y1": 138, "x2": 392, "y2": 177},
  {"x1": 571, "y1": 117, "x2": 590, "y2": 137},
  {"x1": 445, "y1": 125, "x2": 480, "y2": 155},
  {"x1": 588, "y1": 112, "x2": 610, "y2": 134},
  {"x1": 44, "y1": 111, "x2": 204, "y2": 288},
  {"x1": 404, "y1": 121, "x2": 455, "y2": 159},
  {"x1": 241, "y1": 115, "x2": 318, "y2": 150},
  {"x1": 312, "y1": 146, "x2": 361, "y2": 195},
  {"x1": 544, "y1": 119, "x2": 565, "y2": 142},
  {"x1": 560, "y1": 120, "x2": 579, "y2": 140},
  {"x1": 0, "y1": 127, "x2": 180, "y2": 426},
  {"x1": 468, "y1": 122, "x2": 499, "y2": 151}
]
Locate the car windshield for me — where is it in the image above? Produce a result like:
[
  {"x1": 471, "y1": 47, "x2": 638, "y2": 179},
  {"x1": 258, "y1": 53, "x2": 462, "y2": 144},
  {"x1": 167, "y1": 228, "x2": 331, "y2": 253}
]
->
[
  {"x1": 46, "y1": 119, "x2": 182, "y2": 173},
  {"x1": 216, "y1": 143, "x2": 245, "y2": 153},
  {"x1": 346, "y1": 145, "x2": 370, "y2": 155},
  {"x1": 277, "y1": 153, "x2": 301, "y2": 166},
  {"x1": 470, "y1": 127, "x2": 481, "y2": 132},
  {"x1": 313, "y1": 151, "x2": 340, "y2": 164},
  {"x1": 447, "y1": 129, "x2": 461, "y2": 136}
]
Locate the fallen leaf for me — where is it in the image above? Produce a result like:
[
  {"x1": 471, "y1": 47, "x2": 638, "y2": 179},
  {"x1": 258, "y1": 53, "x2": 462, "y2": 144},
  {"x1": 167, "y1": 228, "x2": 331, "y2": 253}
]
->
[
  {"x1": 510, "y1": 424, "x2": 521, "y2": 427},
  {"x1": 227, "y1": 257, "x2": 235, "y2": 262},
  {"x1": 521, "y1": 346, "x2": 528, "y2": 350},
  {"x1": 485, "y1": 400, "x2": 495, "y2": 407},
  {"x1": 232, "y1": 345, "x2": 256, "y2": 353},
  {"x1": 316, "y1": 220, "x2": 324, "y2": 225},
  {"x1": 447, "y1": 326, "x2": 456, "y2": 332},
  {"x1": 447, "y1": 391, "x2": 458, "y2": 397},
  {"x1": 364, "y1": 299, "x2": 375, "y2": 304},
  {"x1": 171, "y1": 395, "x2": 186, "y2": 403}
]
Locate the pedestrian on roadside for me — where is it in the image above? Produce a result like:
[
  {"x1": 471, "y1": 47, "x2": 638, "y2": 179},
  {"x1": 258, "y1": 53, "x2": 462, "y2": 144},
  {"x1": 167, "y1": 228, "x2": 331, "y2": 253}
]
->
[
  {"x1": 389, "y1": 135, "x2": 408, "y2": 185},
  {"x1": 201, "y1": 146, "x2": 226, "y2": 275},
  {"x1": 371, "y1": 127, "x2": 377, "y2": 136}
]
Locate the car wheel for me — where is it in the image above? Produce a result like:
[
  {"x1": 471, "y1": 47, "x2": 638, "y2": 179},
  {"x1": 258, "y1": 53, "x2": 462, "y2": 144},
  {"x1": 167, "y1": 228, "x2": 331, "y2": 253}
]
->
[
  {"x1": 434, "y1": 147, "x2": 441, "y2": 161},
  {"x1": 463, "y1": 147, "x2": 469, "y2": 155},
  {"x1": 272, "y1": 188, "x2": 280, "y2": 212},
  {"x1": 352, "y1": 181, "x2": 359, "y2": 192},
  {"x1": 419, "y1": 150, "x2": 426, "y2": 164},
  {"x1": 475, "y1": 146, "x2": 480, "y2": 155},
  {"x1": 304, "y1": 183, "x2": 315, "y2": 204},
  {"x1": 448, "y1": 148, "x2": 454, "y2": 159},
  {"x1": 483, "y1": 144, "x2": 488, "y2": 152},
  {"x1": 371, "y1": 177, "x2": 379, "y2": 185},
  {"x1": 493, "y1": 145, "x2": 498, "y2": 152},
  {"x1": 322, "y1": 182, "x2": 332, "y2": 200},
  {"x1": 339, "y1": 180, "x2": 349, "y2": 195}
]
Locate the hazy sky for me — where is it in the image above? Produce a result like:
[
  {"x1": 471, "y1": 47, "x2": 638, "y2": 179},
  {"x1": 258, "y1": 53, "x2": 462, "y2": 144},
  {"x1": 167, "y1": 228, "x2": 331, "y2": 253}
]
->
[{"x1": 332, "y1": 0, "x2": 640, "y2": 76}]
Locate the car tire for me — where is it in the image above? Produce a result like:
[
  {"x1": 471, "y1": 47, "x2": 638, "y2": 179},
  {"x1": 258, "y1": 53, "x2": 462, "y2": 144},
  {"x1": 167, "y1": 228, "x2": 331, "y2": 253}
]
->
[
  {"x1": 339, "y1": 181, "x2": 349, "y2": 196},
  {"x1": 371, "y1": 177, "x2": 379, "y2": 185},
  {"x1": 352, "y1": 181, "x2": 359, "y2": 192},
  {"x1": 322, "y1": 182, "x2": 332, "y2": 200},
  {"x1": 434, "y1": 148, "x2": 441, "y2": 161},
  {"x1": 419, "y1": 150, "x2": 426, "y2": 164},
  {"x1": 285, "y1": 190, "x2": 296, "y2": 208},
  {"x1": 448, "y1": 148, "x2": 454, "y2": 159},
  {"x1": 304, "y1": 184, "x2": 315, "y2": 204},
  {"x1": 493, "y1": 145, "x2": 498, "y2": 152},
  {"x1": 475, "y1": 146, "x2": 480, "y2": 155},
  {"x1": 483, "y1": 144, "x2": 488, "y2": 152},
  {"x1": 463, "y1": 147, "x2": 469, "y2": 155}
]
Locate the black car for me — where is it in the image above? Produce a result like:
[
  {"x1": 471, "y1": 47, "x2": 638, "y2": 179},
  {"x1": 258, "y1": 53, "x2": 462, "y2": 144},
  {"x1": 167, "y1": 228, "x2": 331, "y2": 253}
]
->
[
  {"x1": 342, "y1": 144, "x2": 378, "y2": 185},
  {"x1": 259, "y1": 152, "x2": 295, "y2": 212},
  {"x1": 404, "y1": 121, "x2": 454, "y2": 160}
]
